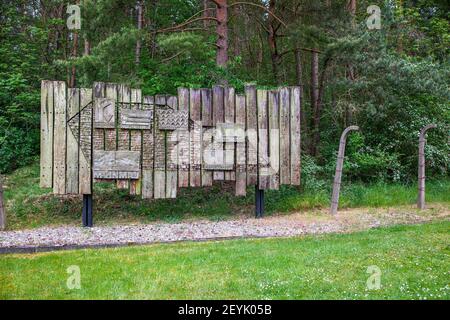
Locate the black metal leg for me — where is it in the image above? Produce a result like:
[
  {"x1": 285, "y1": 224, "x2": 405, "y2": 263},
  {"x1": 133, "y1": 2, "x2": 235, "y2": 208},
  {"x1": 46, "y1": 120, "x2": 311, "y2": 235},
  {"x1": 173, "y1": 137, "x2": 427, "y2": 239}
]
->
[
  {"x1": 255, "y1": 186, "x2": 264, "y2": 219},
  {"x1": 82, "y1": 194, "x2": 93, "y2": 227}
]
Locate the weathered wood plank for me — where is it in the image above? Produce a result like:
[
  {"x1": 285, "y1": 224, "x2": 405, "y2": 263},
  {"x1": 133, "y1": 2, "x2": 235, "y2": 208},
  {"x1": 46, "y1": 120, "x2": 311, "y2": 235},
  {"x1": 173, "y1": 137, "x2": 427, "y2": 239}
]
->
[
  {"x1": 66, "y1": 88, "x2": 80, "y2": 194},
  {"x1": 40, "y1": 81, "x2": 54, "y2": 188},
  {"x1": 279, "y1": 87, "x2": 291, "y2": 185},
  {"x1": 224, "y1": 87, "x2": 236, "y2": 181},
  {"x1": 257, "y1": 89, "x2": 269, "y2": 190},
  {"x1": 201, "y1": 89, "x2": 213, "y2": 187},
  {"x1": 189, "y1": 89, "x2": 202, "y2": 187},
  {"x1": 245, "y1": 85, "x2": 258, "y2": 185},
  {"x1": 166, "y1": 95, "x2": 178, "y2": 198},
  {"x1": 177, "y1": 88, "x2": 190, "y2": 188},
  {"x1": 154, "y1": 94, "x2": 166, "y2": 198},
  {"x1": 79, "y1": 88, "x2": 93, "y2": 194},
  {"x1": 141, "y1": 95, "x2": 154, "y2": 199},
  {"x1": 53, "y1": 81, "x2": 67, "y2": 194},
  {"x1": 290, "y1": 86, "x2": 301, "y2": 185},
  {"x1": 93, "y1": 82, "x2": 105, "y2": 152},
  {"x1": 235, "y1": 94, "x2": 247, "y2": 196},
  {"x1": 212, "y1": 85, "x2": 225, "y2": 180},
  {"x1": 268, "y1": 90, "x2": 280, "y2": 190},
  {"x1": 130, "y1": 88, "x2": 142, "y2": 195},
  {"x1": 104, "y1": 84, "x2": 118, "y2": 151},
  {"x1": 116, "y1": 85, "x2": 131, "y2": 189}
]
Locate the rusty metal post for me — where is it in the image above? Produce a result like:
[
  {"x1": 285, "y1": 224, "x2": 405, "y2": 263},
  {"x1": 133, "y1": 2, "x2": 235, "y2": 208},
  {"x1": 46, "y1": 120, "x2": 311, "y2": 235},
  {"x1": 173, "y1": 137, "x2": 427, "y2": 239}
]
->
[
  {"x1": 418, "y1": 124, "x2": 437, "y2": 210},
  {"x1": 330, "y1": 126, "x2": 360, "y2": 215}
]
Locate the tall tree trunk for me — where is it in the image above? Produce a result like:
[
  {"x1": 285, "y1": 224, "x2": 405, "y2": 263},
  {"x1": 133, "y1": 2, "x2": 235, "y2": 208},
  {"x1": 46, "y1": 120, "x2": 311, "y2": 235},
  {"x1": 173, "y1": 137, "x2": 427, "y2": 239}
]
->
[
  {"x1": 295, "y1": 49, "x2": 307, "y2": 147},
  {"x1": 347, "y1": 0, "x2": 356, "y2": 28},
  {"x1": 135, "y1": 0, "x2": 143, "y2": 65},
  {"x1": 233, "y1": 4, "x2": 241, "y2": 57},
  {"x1": 84, "y1": 39, "x2": 90, "y2": 56},
  {"x1": 215, "y1": 0, "x2": 228, "y2": 67},
  {"x1": 268, "y1": 0, "x2": 281, "y2": 84},
  {"x1": 0, "y1": 175, "x2": 5, "y2": 231},
  {"x1": 310, "y1": 50, "x2": 319, "y2": 155},
  {"x1": 346, "y1": 0, "x2": 357, "y2": 125},
  {"x1": 203, "y1": 0, "x2": 210, "y2": 29},
  {"x1": 313, "y1": 58, "x2": 329, "y2": 153}
]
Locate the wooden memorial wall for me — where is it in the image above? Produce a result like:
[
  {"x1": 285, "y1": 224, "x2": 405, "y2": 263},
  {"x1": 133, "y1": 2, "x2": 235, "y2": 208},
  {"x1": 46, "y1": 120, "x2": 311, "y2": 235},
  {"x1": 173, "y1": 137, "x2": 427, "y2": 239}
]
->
[{"x1": 40, "y1": 81, "x2": 301, "y2": 199}]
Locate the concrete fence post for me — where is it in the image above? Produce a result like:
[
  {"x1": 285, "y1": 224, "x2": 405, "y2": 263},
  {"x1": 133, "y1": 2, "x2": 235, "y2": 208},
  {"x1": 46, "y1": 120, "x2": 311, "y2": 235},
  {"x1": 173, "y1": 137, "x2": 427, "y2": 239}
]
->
[
  {"x1": 0, "y1": 174, "x2": 5, "y2": 231},
  {"x1": 418, "y1": 124, "x2": 437, "y2": 210},
  {"x1": 330, "y1": 125, "x2": 360, "y2": 215}
]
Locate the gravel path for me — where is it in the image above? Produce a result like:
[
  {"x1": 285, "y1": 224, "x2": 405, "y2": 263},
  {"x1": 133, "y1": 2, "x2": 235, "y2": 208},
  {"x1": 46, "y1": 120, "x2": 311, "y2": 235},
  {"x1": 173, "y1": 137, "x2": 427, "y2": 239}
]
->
[{"x1": 0, "y1": 206, "x2": 448, "y2": 252}]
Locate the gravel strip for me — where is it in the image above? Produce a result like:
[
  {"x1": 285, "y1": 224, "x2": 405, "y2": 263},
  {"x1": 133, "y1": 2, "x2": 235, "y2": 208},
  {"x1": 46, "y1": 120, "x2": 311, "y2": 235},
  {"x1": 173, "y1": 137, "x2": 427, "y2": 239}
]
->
[
  {"x1": 0, "y1": 207, "x2": 448, "y2": 252},
  {"x1": 0, "y1": 219, "x2": 343, "y2": 250}
]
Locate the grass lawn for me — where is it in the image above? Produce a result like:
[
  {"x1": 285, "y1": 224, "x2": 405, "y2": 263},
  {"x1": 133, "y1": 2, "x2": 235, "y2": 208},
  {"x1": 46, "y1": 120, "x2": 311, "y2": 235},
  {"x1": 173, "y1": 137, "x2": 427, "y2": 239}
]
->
[
  {"x1": 3, "y1": 164, "x2": 450, "y2": 230},
  {"x1": 1, "y1": 221, "x2": 449, "y2": 300}
]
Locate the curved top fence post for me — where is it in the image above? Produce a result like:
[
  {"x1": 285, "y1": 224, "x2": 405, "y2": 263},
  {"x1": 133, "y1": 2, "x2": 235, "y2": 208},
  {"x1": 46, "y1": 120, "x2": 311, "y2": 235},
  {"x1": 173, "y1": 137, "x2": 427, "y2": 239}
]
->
[
  {"x1": 418, "y1": 124, "x2": 437, "y2": 210},
  {"x1": 330, "y1": 125, "x2": 360, "y2": 215}
]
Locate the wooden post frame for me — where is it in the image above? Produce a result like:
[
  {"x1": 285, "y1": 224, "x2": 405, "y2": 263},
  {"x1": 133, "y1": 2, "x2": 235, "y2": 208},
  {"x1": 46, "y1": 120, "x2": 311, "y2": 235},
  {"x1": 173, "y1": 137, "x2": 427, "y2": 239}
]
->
[
  {"x1": 40, "y1": 81, "x2": 309, "y2": 223},
  {"x1": 330, "y1": 125, "x2": 360, "y2": 215},
  {"x1": 418, "y1": 124, "x2": 437, "y2": 210}
]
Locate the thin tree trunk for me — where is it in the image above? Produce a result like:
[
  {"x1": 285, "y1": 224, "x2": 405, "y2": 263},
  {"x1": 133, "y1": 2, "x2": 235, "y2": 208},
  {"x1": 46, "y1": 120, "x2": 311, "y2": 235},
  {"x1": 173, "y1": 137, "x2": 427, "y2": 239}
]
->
[
  {"x1": 268, "y1": 0, "x2": 281, "y2": 84},
  {"x1": 347, "y1": 0, "x2": 356, "y2": 28},
  {"x1": 310, "y1": 50, "x2": 319, "y2": 155},
  {"x1": 346, "y1": 0, "x2": 357, "y2": 126},
  {"x1": 233, "y1": 4, "x2": 241, "y2": 57},
  {"x1": 203, "y1": 0, "x2": 210, "y2": 29},
  {"x1": 0, "y1": 175, "x2": 5, "y2": 231},
  {"x1": 295, "y1": 49, "x2": 307, "y2": 146},
  {"x1": 84, "y1": 39, "x2": 90, "y2": 56},
  {"x1": 135, "y1": 0, "x2": 143, "y2": 65},
  {"x1": 215, "y1": 0, "x2": 228, "y2": 67}
]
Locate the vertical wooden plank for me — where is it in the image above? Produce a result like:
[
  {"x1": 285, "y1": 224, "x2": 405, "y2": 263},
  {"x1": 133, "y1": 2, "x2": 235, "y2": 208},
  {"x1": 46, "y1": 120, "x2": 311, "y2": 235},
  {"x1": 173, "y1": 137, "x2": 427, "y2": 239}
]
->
[
  {"x1": 212, "y1": 85, "x2": 225, "y2": 180},
  {"x1": 245, "y1": 85, "x2": 258, "y2": 185},
  {"x1": 189, "y1": 89, "x2": 202, "y2": 187},
  {"x1": 79, "y1": 88, "x2": 93, "y2": 194},
  {"x1": 201, "y1": 89, "x2": 213, "y2": 186},
  {"x1": 166, "y1": 95, "x2": 178, "y2": 198},
  {"x1": 235, "y1": 94, "x2": 247, "y2": 196},
  {"x1": 93, "y1": 82, "x2": 105, "y2": 152},
  {"x1": 224, "y1": 87, "x2": 236, "y2": 181},
  {"x1": 104, "y1": 84, "x2": 117, "y2": 151},
  {"x1": 154, "y1": 94, "x2": 166, "y2": 198},
  {"x1": 66, "y1": 88, "x2": 80, "y2": 194},
  {"x1": 142, "y1": 95, "x2": 155, "y2": 199},
  {"x1": 40, "y1": 81, "x2": 54, "y2": 188},
  {"x1": 257, "y1": 89, "x2": 269, "y2": 190},
  {"x1": 116, "y1": 85, "x2": 131, "y2": 189},
  {"x1": 177, "y1": 88, "x2": 190, "y2": 188},
  {"x1": 279, "y1": 87, "x2": 291, "y2": 185},
  {"x1": 268, "y1": 90, "x2": 280, "y2": 190},
  {"x1": 53, "y1": 81, "x2": 67, "y2": 194},
  {"x1": 290, "y1": 86, "x2": 301, "y2": 185},
  {"x1": 130, "y1": 88, "x2": 143, "y2": 195}
]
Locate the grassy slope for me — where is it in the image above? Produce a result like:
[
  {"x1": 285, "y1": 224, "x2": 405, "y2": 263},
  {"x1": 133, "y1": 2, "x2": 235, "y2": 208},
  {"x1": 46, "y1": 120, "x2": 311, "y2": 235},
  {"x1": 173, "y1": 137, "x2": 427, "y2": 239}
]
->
[
  {"x1": 3, "y1": 164, "x2": 450, "y2": 229},
  {"x1": 0, "y1": 221, "x2": 449, "y2": 299}
]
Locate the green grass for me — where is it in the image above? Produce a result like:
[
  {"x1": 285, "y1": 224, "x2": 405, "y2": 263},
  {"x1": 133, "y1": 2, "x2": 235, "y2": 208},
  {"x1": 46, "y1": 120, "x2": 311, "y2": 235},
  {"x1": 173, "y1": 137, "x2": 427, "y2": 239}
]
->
[
  {"x1": 1, "y1": 221, "x2": 449, "y2": 299},
  {"x1": 3, "y1": 163, "x2": 450, "y2": 230}
]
